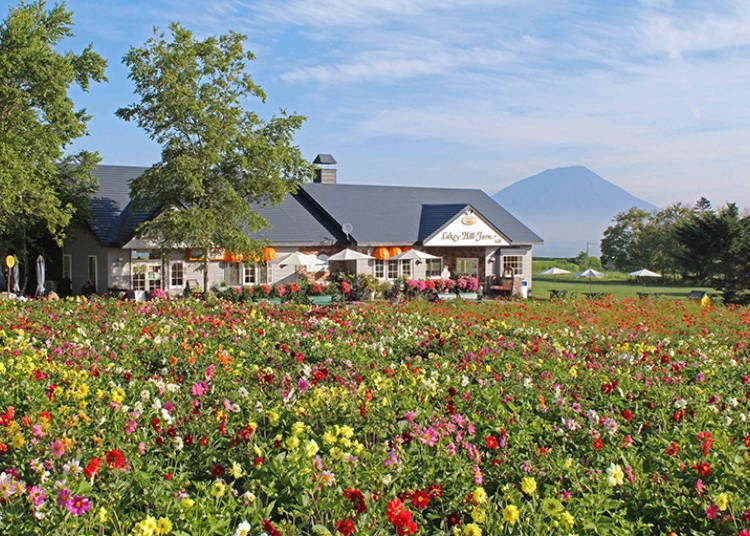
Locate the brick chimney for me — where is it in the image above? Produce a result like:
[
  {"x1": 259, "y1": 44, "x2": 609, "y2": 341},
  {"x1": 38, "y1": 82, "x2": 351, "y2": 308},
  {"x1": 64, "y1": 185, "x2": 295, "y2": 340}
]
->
[{"x1": 313, "y1": 154, "x2": 337, "y2": 184}]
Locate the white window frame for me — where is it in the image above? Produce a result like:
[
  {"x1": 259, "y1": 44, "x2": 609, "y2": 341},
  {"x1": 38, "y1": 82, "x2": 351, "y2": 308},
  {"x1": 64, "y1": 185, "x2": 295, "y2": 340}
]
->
[
  {"x1": 170, "y1": 262, "x2": 184, "y2": 288},
  {"x1": 426, "y1": 259, "x2": 442, "y2": 278},
  {"x1": 401, "y1": 260, "x2": 411, "y2": 278},
  {"x1": 502, "y1": 255, "x2": 524, "y2": 277},
  {"x1": 243, "y1": 263, "x2": 258, "y2": 285},
  {"x1": 374, "y1": 259, "x2": 385, "y2": 279},
  {"x1": 87, "y1": 255, "x2": 98, "y2": 286},
  {"x1": 387, "y1": 260, "x2": 399, "y2": 279}
]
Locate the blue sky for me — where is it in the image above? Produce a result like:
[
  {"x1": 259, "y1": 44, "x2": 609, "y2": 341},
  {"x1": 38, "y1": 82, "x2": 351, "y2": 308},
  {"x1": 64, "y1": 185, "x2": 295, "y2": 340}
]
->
[{"x1": 7, "y1": 0, "x2": 750, "y2": 207}]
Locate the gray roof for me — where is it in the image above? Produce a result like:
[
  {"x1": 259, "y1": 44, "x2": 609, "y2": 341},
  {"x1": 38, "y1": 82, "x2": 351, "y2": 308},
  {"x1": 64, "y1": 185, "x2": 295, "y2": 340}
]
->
[
  {"x1": 313, "y1": 154, "x2": 337, "y2": 165},
  {"x1": 82, "y1": 166, "x2": 542, "y2": 247},
  {"x1": 88, "y1": 165, "x2": 149, "y2": 246},
  {"x1": 300, "y1": 183, "x2": 542, "y2": 245}
]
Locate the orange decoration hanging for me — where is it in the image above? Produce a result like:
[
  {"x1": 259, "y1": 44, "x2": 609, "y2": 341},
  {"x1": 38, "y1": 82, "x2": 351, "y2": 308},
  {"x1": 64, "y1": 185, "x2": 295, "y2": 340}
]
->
[
  {"x1": 263, "y1": 247, "x2": 277, "y2": 261},
  {"x1": 388, "y1": 247, "x2": 403, "y2": 257},
  {"x1": 373, "y1": 247, "x2": 390, "y2": 260}
]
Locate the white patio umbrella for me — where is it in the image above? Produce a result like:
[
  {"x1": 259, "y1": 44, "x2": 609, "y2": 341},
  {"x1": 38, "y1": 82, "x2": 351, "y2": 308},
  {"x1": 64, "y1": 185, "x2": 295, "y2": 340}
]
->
[
  {"x1": 575, "y1": 267, "x2": 605, "y2": 293},
  {"x1": 389, "y1": 249, "x2": 440, "y2": 261},
  {"x1": 327, "y1": 248, "x2": 374, "y2": 261},
  {"x1": 10, "y1": 257, "x2": 20, "y2": 294},
  {"x1": 539, "y1": 267, "x2": 571, "y2": 276},
  {"x1": 35, "y1": 255, "x2": 46, "y2": 297},
  {"x1": 628, "y1": 268, "x2": 661, "y2": 278},
  {"x1": 575, "y1": 268, "x2": 605, "y2": 278},
  {"x1": 275, "y1": 251, "x2": 320, "y2": 268}
]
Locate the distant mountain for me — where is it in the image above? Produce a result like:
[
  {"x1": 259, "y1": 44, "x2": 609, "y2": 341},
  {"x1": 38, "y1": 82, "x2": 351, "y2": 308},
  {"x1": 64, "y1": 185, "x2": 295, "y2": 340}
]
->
[{"x1": 493, "y1": 166, "x2": 657, "y2": 258}]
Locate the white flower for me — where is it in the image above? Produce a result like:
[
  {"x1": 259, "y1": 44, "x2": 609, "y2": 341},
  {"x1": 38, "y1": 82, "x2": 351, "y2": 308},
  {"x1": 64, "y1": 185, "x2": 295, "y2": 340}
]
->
[{"x1": 234, "y1": 521, "x2": 252, "y2": 536}]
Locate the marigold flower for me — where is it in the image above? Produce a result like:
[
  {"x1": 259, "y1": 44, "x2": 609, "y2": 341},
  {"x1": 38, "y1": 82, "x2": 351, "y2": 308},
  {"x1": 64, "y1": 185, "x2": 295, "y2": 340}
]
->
[
  {"x1": 464, "y1": 522, "x2": 482, "y2": 536},
  {"x1": 521, "y1": 476, "x2": 537, "y2": 495},
  {"x1": 502, "y1": 504, "x2": 520, "y2": 525},
  {"x1": 335, "y1": 518, "x2": 355, "y2": 536}
]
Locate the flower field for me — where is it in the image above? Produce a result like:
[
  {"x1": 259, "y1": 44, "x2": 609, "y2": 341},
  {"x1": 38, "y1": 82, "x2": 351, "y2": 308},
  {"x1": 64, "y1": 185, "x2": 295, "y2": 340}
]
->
[{"x1": 1, "y1": 297, "x2": 749, "y2": 535}]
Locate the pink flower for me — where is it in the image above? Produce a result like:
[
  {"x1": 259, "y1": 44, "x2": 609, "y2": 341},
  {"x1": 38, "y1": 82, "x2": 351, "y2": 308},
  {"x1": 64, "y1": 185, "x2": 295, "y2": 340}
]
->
[
  {"x1": 695, "y1": 479, "x2": 705, "y2": 496},
  {"x1": 706, "y1": 503, "x2": 719, "y2": 520},
  {"x1": 473, "y1": 465, "x2": 483, "y2": 484},
  {"x1": 191, "y1": 381, "x2": 208, "y2": 397},
  {"x1": 49, "y1": 440, "x2": 65, "y2": 458},
  {"x1": 738, "y1": 530, "x2": 750, "y2": 536},
  {"x1": 67, "y1": 495, "x2": 91, "y2": 516}
]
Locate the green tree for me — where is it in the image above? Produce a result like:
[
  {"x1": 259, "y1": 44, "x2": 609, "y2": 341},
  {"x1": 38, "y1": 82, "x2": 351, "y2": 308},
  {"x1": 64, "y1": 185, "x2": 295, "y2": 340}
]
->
[
  {"x1": 600, "y1": 207, "x2": 650, "y2": 271},
  {"x1": 117, "y1": 23, "x2": 311, "y2": 294},
  {"x1": 0, "y1": 1, "x2": 106, "y2": 289},
  {"x1": 675, "y1": 202, "x2": 750, "y2": 304}
]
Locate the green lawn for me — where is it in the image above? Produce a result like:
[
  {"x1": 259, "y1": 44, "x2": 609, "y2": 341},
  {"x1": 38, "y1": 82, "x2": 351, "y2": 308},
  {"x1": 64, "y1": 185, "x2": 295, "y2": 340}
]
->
[{"x1": 529, "y1": 260, "x2": 716, "y2": 301}]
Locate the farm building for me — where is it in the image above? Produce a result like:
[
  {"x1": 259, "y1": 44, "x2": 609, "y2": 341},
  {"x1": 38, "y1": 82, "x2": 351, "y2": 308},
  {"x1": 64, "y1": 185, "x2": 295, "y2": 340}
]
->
[{"x1": 60, "y1": 155, "x2": 542, "y2": 297}]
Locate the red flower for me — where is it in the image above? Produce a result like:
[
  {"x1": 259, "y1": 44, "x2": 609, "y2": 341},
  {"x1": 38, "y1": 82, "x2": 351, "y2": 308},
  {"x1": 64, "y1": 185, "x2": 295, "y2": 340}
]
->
[
  {"x1": 84, "y1": 457, "x2": 101, "y2": 478},
  {"x1": 744, "y1": 435, "x2": 750, "y2": 448},
  {"x1": 261, "y1": 520, "x2": 281, "y2": 536},
  {"x1": 428, "y1": 483, "x2": 442, "y2": 498},
  {"x1": 593, "y1": 438, "x2": 603, "y2": 451},
  {"x1": 621, "y1": 409, "x2": 633, "y2": 421},
  {"x1": 335, "y1": 518, "x2": 355, "y2": 536},
  {"x1": 341, "y1": 281, "x2": 352, "y2": 294},
  {"x1": 343, "y1": 488, "x2": 367, "y2": 514},
  {"x1": 411, "y1": 489, "x2": 430, "y2": 510},
  {"x1": 105, "y1": 449, "x2": 126, "y2": 470},
  {"x1": 447, "y1": 512, "x2": 462, "y2": 526},
  {"x1": 697, "y1": 461, "x2": 711, "y2": 476},
  {"x1": 665, "y1": 442, "x2": 680, "y2": 456},
  {"x1": 485, "y1": 435, "x2": 499, "y2": 449}
]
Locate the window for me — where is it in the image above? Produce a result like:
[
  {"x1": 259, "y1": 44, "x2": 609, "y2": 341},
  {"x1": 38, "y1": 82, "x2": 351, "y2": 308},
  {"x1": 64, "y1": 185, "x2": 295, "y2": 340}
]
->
[
  {"x1": 171, "y1": 262, "x2": 184, "y2": 287},
  {"x1": 133, "y1": 265, "x2": 146, "y2": 291},
  {"x1": 147, "y1": 264, "x2": 162, "y2": 291},
  {"x1": 426, "y1": 259, "x2": 441, "y2": 278},
  {"x1": 243, "y1": 263, "x2": 258, "y2": 285},
  {"x1": 62, "y1": 254, "x2": 72, "y2": 279},
  {"x1": 387, "y1": 260, "x2": 399, "y2": 279},
  {"x1": 87, "y1": 256, "x2": 97, "y2": 286},
  {"x1": 502, "y1": 255, "x2": 523, "y2": 277},
  {"x1": 374, "y1": 259, "x2": 385, "y2": 279},
  {"x1": 401, "y1": 260, "x2": 411, "y2": 278},
  {"x1": 223, "y1": 262, "x2": 241, "y2": 286},
  {"x1": 456, "y1": 257, "x2": 479, "y2": 277}
]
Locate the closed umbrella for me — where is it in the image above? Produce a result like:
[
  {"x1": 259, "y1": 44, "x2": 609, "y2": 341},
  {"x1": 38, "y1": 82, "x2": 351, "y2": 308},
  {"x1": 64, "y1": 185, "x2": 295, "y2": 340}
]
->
[
  {"x1": 35, "y1": 255, "x2": 45, "y2": 297},
  {"x1": 10, "y1": 257, "x2": 20, "y2": 294}
]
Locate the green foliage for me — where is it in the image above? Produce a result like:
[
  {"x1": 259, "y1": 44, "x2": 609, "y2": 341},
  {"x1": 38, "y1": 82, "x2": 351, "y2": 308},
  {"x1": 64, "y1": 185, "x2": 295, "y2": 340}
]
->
[
  {"x1": 573, "y1": 251, "x2": 603, "y2": 270},
  {"x1": 0, "y1": 1, "x2": 106, "y2": 246},
  {"x1": 600, "y1": 204, "x2": 691, "y2": 276},
  {"x1": 675, "y1": 202, "x2": 750, "y2": 304},
  {"x1": 117, "y1": 23, "x2": 312, "y2": 292}
]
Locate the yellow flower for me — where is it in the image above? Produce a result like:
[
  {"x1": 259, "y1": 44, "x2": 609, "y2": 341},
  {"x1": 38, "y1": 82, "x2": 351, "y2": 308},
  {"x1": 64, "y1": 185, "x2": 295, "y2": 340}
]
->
[
  {"x1": 110, "y1": 388, "x2": 125, "y2": 403},
  {"x1": 322, "y1": 430, "x2": 337, "y2": 445},
  {"x1": 521, "y1": 476, "x2": 537, "y2": 496},
  {"x1": 502, "y1": 504, "x2": 520, "y2": 525},
  {"x1": 560, "y1": 511, "x2": 575, "y2": 530},
  {"x1": 470, "y1": 507, "x2": 487, "y2": 524},
  {"x1": 304, "y1": 439, "x2": 319, "y2": 458},
  {"x1": 230, "y1": 461, "x2": 244, "y2": 479},
  {"x1": 268, "y1": 410, "x2": 279, "y2": 423},
  {"x1": 156, "y1": 517, "x2": 173, "y2": 535},
  {"x1": 181, "y1": 497, "x2": 195, "y2": 508},
  {"x1": 286, "y1": 436, "x2": 300, "y2": 450},
  {"x1": 606, "y1": 463, "x2": 624, "y2": 487},
  {"x1": 464, "y1": 523, "x2": 482, "y2": 536},
  {"x1": 473, "y1": 487, "x2": 488, "y2": 505},
  {"x1": 11, "y1": 434, "x2": 25, "y2": 448},
  {"x1": 716, "y1": 492, "x2": 729, "y2": 511},
  {"x1": 292, "y1": 421, "x2": 306, "y2": 437},
  {"x1": 210, "y1": 480, "x2": 226, "y2": 498},
  {"x1": 98, "y1": 507, "x2": 108, "y2": 523}
]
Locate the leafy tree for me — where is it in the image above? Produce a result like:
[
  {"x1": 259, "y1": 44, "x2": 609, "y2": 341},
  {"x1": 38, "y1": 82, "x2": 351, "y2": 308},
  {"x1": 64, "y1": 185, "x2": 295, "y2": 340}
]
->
[
  {"x1": 0, "y1": 1, "x2": 106, "y2": 290},
  {"x1": 117, "y1": 23, "x2": 311, "y2": 293},
  {"x1": 675, "y1": 202, "x2": 750, "y2": 304},
  {"x1": 600, "y1": 208, "x2": 650, "y2": 271},
  {"x1": 572, "y1": 251, "x2": 602, "y2": 271}
]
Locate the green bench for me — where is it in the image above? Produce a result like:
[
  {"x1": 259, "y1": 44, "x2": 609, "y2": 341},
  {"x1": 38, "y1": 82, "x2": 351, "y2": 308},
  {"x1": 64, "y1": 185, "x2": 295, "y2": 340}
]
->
[{"x1": 308, "y1": 295, "x2": 333, "y2": 306}]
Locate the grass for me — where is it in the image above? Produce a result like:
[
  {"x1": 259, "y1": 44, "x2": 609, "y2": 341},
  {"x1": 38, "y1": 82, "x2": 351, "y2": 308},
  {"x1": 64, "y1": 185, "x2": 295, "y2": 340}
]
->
[{"x1": 529, "y1": 259, "x2": 716, "y2": 301}]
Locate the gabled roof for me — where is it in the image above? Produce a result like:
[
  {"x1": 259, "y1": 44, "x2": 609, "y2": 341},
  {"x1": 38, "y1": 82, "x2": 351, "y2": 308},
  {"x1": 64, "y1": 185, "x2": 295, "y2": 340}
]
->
[
  {"x1": 81, "y1": 166, "x2": 542, "y2": 248},
  {"x1": 299, "y1": 183, "x2": 542, "y2": 245}
]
